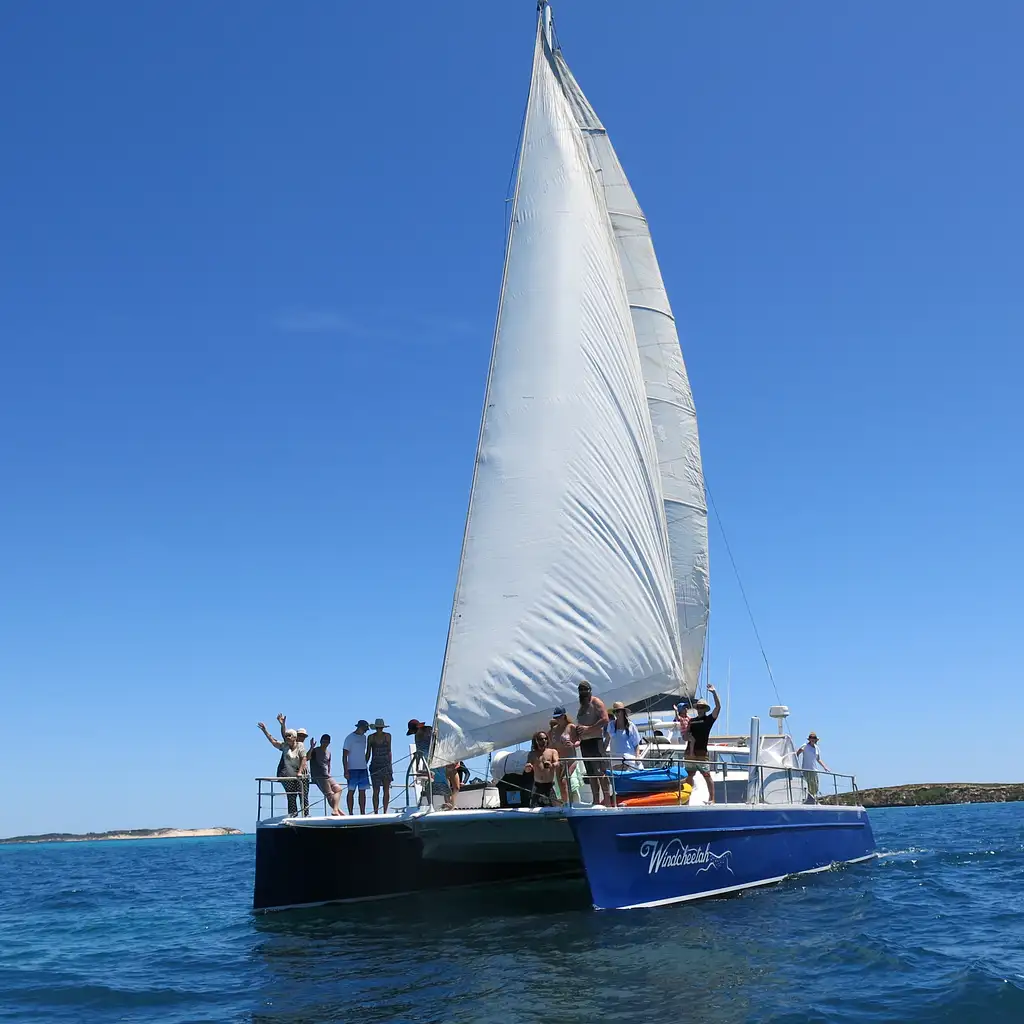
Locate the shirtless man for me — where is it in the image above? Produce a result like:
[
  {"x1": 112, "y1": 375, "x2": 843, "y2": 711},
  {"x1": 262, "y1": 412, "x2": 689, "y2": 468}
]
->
[
  {"x1": 575, "y1": 681, "x2": 611, "y2": 805},
  {"x1": 523, "y1": 731, "x2": 560, "y2": 807}
]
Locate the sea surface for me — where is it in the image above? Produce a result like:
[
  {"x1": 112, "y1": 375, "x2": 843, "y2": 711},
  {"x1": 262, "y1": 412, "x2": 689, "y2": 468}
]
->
[{"x1": 1, "y1": 803, "x2": 1022, "y2": 1023}]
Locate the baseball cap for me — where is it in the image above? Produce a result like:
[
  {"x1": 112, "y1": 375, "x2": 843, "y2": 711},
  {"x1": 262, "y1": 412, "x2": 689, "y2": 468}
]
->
[{"x1": 407, "y1": 718, "x2": 427, "y2": 735}]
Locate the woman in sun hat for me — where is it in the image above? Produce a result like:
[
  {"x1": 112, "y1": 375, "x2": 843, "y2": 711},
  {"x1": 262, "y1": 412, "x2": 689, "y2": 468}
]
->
[
  {"x1": 607, "y1": 702, "x2": 643, "y2": 767},
  {"x1": 368, "y1": 718, "x2": 393, "y2": 814}
]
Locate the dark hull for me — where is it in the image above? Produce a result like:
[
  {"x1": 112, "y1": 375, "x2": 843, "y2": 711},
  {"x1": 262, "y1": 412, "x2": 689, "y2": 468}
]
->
[{"x1": 253, "y1": 819, "x2": 581, "y2": 911}]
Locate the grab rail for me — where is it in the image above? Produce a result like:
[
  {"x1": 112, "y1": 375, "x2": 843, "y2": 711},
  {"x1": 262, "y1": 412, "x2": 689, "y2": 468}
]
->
[
  {"x1": 508, "y1": 753, "x2": 859, "y2": 810},
  {"x1": 255, "y1": 752, "x2": 860, "y2": 820},
  {"x1": 255, "y1": 751, "x2": 428, "y2": 821}
]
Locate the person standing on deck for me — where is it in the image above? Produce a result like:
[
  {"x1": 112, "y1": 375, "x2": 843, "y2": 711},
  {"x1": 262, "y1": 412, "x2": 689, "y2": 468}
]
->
[
  {"x1": 548, "y1": 706, "x2": 582, "y2": 805},
  {"x1": 367, "y1": 719, "x2": 393, "y2": 814},
  {"x1": 407, "y1": 719, "x2": 453, "y2": 808},
  {"x1": 795, "y1": 733, "x2": 830, "y2": 803},
  {"x1": 276, "y1": 714, "x2": 310, "y2": 816},
  {"x1": 523, "y1": 730, "x2": 560, "y2": 806},
  {"x1": 685, "y1": 685, "x2": 722, "y2": 803},
  {"x1": 607, "y1": 702, "x2": 643, "y2": 767},
  {"x1": 295, "y1": 727, "x2": 311, "y2": 816},
  {"x1": 309, "y1": 734, "x2": 343, "y2": 816},
  {"x1": 576, "y1": 681, "x2": 611, "y2": 805},
  {"x1": 257, "y1": 722, "x2": 306, "y2": 816},
  {"x1": 342, "y1": 720, "x2": 371, "y2": 815}
]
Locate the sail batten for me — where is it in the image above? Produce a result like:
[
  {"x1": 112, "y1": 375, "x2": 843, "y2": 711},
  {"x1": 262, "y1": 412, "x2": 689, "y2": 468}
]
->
[{"x1": 429, "y1": 21, "x2": 685, "y2": 768}]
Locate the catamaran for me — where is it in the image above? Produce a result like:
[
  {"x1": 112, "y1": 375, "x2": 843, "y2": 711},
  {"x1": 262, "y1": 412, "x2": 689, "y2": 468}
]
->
[{"x1": 253, "y1": 1, "x2": 874, "y2": 913}]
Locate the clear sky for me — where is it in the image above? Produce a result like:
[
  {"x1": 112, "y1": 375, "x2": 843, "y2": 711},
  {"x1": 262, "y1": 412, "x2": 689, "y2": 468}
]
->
[{"x1": 1, "y1": 1, "x2": 1021, "y2": 837}]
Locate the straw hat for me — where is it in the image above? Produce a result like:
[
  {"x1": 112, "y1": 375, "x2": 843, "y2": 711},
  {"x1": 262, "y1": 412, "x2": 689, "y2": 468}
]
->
[
  {"x1": 611, "y1": 701, "x2": 627, "y2": 712},
  {"x1": 372, "y1": 718, "x2": 388, "y2": 729}
]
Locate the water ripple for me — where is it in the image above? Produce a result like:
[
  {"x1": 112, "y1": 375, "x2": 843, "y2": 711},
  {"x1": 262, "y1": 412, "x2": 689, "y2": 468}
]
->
[{"x1": 1, "y1": 803, "x2": 1022, "y2": 1022}]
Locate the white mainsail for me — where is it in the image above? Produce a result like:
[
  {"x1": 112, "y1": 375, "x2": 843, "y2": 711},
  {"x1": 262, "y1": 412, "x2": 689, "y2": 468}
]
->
[
  {"x1": 429, "y1": 15, "x2": 684, "y2": 767},
  {"x1": 554, "y1": 50, "x2": 710, "y2": 698}
]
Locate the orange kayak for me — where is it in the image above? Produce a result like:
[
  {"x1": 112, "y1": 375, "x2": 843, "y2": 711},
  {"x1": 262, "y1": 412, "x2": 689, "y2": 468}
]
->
[{"x1": 618, "y1": 787, "x2": 692, "y2": 808}]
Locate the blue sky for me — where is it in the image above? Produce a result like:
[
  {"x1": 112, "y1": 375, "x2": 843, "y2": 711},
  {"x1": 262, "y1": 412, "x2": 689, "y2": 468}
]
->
[{"x1": 1, "y1": 1, "x2": 1020, "y2": 836}]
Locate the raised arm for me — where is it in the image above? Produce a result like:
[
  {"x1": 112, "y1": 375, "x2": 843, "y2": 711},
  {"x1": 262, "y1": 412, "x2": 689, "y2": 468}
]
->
[
  {"x1": 258, "y1": 722, "x2": 284, "y2": 750},
  {"x1": 277, "y1": 713, "x2": 287, "y2": 740},
  {"x1": 708, "y1": 684, "x2": 722, "y2": 721}
]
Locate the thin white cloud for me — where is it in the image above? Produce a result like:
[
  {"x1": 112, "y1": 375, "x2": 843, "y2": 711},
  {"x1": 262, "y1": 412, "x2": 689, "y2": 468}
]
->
[{"x1": 275, "y1": 309, "x2": 480, "y2": 344}]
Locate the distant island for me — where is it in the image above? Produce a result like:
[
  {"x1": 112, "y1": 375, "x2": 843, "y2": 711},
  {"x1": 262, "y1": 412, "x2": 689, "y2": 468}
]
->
[
  {"x1": 0, "y1": 827, "x2": 244, "y2": 845},
  {"x1": 827, "y1": 783, "x2": 1024, "y2": 808}
]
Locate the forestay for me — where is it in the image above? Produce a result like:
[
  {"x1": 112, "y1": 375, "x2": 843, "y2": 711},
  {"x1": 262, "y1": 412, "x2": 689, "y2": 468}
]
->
[
  {"x1": 430, "y1": 21, "x2": 684, "y2": 767},
  {"x1": 555, "y1": 50, "x2": 709, "y2": 698}
]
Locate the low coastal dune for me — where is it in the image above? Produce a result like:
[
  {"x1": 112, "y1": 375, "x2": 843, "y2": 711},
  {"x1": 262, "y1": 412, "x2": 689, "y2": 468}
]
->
[{"x1": 0, "y1": 827, "x2": 244, "y2": 845}]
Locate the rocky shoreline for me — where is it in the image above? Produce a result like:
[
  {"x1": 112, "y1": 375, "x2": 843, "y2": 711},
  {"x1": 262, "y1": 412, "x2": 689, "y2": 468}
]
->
[
  {"x1": 0, "y1": 827, "x2": 244, "y2": 845},
  {"x1": 826, "y1": 783, "x2": 1024, "y2": 808}
]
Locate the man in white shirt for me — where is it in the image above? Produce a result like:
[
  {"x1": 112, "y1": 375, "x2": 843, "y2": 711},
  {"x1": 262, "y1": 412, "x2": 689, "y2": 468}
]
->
[
  {"x1": 342, "y1": 720, "x2": 371, "y2": 815},
  {"x1": 795, "y1": 732, "x2": 830, "y2": 802}
]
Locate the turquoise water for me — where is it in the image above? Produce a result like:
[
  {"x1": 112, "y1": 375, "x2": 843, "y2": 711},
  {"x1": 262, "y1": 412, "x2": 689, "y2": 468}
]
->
[{"x1": 1, "y1": 803, "x2": 1022, "y2": 1023}]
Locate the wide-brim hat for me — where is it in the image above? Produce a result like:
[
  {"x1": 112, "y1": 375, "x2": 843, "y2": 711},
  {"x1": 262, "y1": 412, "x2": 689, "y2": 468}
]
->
[
  {"x1": 372, "y1": 718, "x2": 388, "y2": 729},
  {"x1": 694, "y1": 698, "x2": 711, "y2": 710},
  {"x1": 611, "y1": 701, "x2": 627, "y2": 711},
  {"x1": 295, "y1": 727, "x2": 308, "y2": 737}
]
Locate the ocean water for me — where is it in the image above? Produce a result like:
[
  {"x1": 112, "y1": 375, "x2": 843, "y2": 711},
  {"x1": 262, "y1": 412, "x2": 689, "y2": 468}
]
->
[{"x1": 1, "y1": 803, "x2": 1022, "y2": 1024}]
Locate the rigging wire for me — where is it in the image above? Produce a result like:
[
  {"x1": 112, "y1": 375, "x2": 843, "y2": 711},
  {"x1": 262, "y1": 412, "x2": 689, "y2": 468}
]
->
[{"x1": 706, "y1": 486, "x2": 783, "y2": 707}]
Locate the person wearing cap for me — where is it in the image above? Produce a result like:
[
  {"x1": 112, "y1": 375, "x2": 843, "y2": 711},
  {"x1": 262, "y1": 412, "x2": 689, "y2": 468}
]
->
[
  {"x1": 342, "y1": 719, "x2": 372, "y2": 814},
  {"x1": 367, "y1": 718, "x2": 393, "y2": 814},
  {"x1": 795, "y1": 733, "x2": 830, "y2": 803},
  {"x1": 548, "y1": 706, "x2": 582, "y2": 805},
  {"x1": 684, "y1": 684, "x2": 722, "y2": 803},
  {"x1": 607, "y1": 702, "x2": 643, "y2": 768},
  {"x1": 257, "y1": 720, "x2": 306, "y2": 817},
  {"x1": 576, "y1": 681, "x2": 612, "y2": 805},
  {"x1": 407, "y1": 719, "x2": 432, "y2": 760},
  {"x1": 406, "y1": 719, "x2": 454, "y2": 808}
]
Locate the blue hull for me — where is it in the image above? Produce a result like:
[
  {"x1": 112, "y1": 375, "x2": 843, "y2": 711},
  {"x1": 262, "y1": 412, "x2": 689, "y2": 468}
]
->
[{"x1": 568, "y1": 804, "x2": 875, "y2": 909}]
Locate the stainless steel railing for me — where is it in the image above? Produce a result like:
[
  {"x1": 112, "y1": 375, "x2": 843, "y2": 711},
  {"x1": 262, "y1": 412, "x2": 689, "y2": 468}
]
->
[
  {"x1": 256, "y1": 751, "x2": 428, "y2": 821},
  {"x1": 256, "y1": 750, "x2": 861, "y2": 820},
  {"x1": 513, "y1": 752, "x2": 859, "y2": 809}
]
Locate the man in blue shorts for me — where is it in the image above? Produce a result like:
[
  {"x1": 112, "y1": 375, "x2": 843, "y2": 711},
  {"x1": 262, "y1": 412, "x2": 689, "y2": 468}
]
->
[{"x1": 343, "y1": 719, "x2": 371, "y2": 815}]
